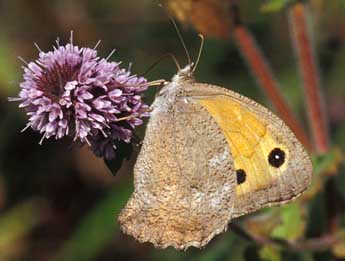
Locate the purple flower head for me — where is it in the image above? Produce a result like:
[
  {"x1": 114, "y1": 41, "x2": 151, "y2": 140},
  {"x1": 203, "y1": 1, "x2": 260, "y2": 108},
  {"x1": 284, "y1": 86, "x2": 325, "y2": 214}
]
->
[{"x1": 10, "y1": 37, "x2": 149, "y2": 160}]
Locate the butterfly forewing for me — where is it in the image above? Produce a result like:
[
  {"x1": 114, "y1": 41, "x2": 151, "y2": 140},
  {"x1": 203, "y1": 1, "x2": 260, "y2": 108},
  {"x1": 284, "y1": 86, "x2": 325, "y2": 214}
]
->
[{"x1": 188, "y1": 83, "x2": 313, "y2": 218}]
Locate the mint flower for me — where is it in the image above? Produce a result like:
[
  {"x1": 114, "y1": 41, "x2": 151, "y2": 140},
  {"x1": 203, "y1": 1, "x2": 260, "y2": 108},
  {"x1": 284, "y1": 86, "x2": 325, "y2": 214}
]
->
[{"x1": 10, "y1": 38, "x2": 149, "y2": 160}]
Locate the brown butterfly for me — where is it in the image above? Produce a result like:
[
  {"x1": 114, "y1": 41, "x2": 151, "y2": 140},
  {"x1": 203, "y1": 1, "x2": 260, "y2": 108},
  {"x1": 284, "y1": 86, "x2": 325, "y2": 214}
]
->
[{"x1": 118, "y1": 30, "x2": 312, "y2": 250}]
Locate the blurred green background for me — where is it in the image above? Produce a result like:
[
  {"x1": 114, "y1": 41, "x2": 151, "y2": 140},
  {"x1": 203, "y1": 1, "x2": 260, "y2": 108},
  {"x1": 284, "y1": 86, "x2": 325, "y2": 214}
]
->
[{"x1": 1, "y1": 0, "x2": 345, "y2": 260}]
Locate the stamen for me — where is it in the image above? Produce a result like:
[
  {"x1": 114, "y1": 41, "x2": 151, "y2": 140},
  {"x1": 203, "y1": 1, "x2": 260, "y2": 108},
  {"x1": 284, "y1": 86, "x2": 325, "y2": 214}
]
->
[
  {"x1": 39, "y1": 133, "x2": 47, "y2": 145},
  {"x1": 34, "y1": 42, "x2": 43, "y2": 53},
  {"x1": 18, "y1": 56, "x2": 29, "y2": 66},
  {"x1": 55, "y1": 37, "x2": 60, "y2": 47},
  {"x1": 100, "y1": 128, "x2": 108, "y2": 138},
  {"x1": 21, "y1": 123, "x2": 31, "y2": 133},
  {"x1": 85, "y1": 137, "x2": 91, "y2": 146},
  {"x1": 128, "y1": 62, "x2": 132, "y2": 72},
  {"x1": 8, "y1": 97, "x2": 23, "y2": 102},
  {"x1": 106, "y1": 49, "x2": 116, "y2": 61},
  {"x1": 70, "y1": 31, "x2": 74, "y2": 45},
  {"x1": 94, "y1": 40, "x2": 101, "y2": 50}
]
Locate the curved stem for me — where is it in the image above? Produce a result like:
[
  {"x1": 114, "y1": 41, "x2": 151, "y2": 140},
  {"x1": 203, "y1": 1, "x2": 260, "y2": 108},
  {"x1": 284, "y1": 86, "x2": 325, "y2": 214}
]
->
[
  {"x1": 289, "y1": 3, "x2": 329, "y2": 153},
  {"x1": 232, "y1": 25, "x2": 311, "y2": 150},
  {"x1": 230, "y1": 222, "x2": 337, "y2": 252}
]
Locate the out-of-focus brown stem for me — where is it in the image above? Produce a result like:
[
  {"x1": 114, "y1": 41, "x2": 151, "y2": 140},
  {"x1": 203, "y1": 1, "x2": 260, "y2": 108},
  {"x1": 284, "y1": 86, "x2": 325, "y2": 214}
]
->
[
  {"x1": 230, "y1": 223, "x2": 337, "y2": 252},
  {"x1": 232, "y1": 25, "x2": 311, "y2": 150},
  {"x1": 289, "y1": 3, "x2": 329, "y2": 153},
  {"x1": 290, "y1": 2, "x2": 337, "y2": 237}
]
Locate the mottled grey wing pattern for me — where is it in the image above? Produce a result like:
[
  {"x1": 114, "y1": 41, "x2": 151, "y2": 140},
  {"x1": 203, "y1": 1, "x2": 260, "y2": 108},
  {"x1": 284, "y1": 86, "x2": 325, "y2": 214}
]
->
[{"x1": 118, "y1": 89, "x2": 237, "y2": 250}]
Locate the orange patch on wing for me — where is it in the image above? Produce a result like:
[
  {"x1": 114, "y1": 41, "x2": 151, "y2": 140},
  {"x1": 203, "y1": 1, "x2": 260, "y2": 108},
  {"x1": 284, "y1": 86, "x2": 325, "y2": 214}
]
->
[{"x1": 199, "y1": 96, "x2": 283, "y2": 197}]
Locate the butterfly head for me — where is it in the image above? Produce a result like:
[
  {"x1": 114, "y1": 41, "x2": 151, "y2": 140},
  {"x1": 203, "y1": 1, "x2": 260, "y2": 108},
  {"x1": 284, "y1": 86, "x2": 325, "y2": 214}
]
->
[{"x1": 172, "y1": 63, "x2": 195, "y2": 82}]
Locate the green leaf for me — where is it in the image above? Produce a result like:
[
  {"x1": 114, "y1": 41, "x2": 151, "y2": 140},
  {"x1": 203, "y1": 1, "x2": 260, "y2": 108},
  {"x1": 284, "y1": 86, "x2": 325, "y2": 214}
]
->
[
  {"x1": 311, "y1": 149, "x2": 341, "y2": 176},
  {"x1": 198, "y1": 234, "x2": 242, "y2": 261},
  {"x1": 244, "y1": 209, "x2": 282, "y2": 237},
  {"x1": 0, "y1": 200, "x2": 41, "y2": 259},
  {"x1": 302, "y1": 149, "x2": 342, "y2": 200},
  {"x1": 0, "y1": 37, "x2": 20, "y2": 96},
  {"x1": 259, "y1": 246, "x2": 281, "y2": 261},
  {"x1": 56, "y1": 183, "x2": 132, "y2": 261},
  {"x1": 104, "y1": 140, "x2": 133, "y2": 176},
  {"x1": 332, "y1": 229, "x2": 345, "y2": 258},
  {"x1": 261, "y1": 0, "x2": 293, "y2": 13},
  {"x1": 271, "y1": 203, "x2": 305, "y2": 240}
]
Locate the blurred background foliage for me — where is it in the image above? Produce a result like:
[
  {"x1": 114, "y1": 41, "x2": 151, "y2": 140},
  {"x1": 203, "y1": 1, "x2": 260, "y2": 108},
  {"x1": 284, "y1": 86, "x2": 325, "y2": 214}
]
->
[{"x1": 1, "y1": 0, "x2": 345, "y2": 260}]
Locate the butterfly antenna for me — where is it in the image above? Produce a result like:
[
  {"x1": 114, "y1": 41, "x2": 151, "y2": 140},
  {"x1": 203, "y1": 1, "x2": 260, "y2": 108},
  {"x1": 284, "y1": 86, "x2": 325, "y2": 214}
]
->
[
  {"x1": 158, "y1": 4, "x2": 192, "y2": 68},
  {"x1": 170, "y1": 16, "x2": 192, "y2": 68},
  {"x1": 143, "y1": 53, "x2": 181, "y2": 76},
  {"x1": 193, "y1": 34, "x2": 205, "y2": 73}
]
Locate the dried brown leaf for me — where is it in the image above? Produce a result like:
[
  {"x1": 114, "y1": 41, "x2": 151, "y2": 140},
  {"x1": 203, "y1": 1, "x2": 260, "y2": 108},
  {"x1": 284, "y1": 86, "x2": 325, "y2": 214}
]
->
[{"x1": 166, "y1": 0, "x2": 231, "y2": 39}]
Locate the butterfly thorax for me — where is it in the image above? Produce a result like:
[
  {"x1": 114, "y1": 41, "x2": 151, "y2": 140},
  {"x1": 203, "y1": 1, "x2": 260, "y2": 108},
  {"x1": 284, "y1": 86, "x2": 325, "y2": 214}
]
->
[
  {"x1": 164, "y1": 65, "x2": 195, "y2": 93},
  {"x1": 152, "y1": 65, "x2": 195, "y2": 113}
]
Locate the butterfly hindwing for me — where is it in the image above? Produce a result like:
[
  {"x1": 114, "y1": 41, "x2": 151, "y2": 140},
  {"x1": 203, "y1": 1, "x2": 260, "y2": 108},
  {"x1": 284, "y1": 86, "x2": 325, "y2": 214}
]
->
[{"x1": 118, "y1": 82, "x2": 237, "y2": 249}]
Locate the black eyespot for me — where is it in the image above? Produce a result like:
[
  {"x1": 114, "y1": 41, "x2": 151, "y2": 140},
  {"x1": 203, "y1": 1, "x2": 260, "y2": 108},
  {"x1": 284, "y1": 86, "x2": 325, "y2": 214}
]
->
[
  {"x1": 268, "y1": 148, "x2": 286, "y2": 168},
  {"x1": 236, "y1": 169, "x2": 246, "y2": 185}
]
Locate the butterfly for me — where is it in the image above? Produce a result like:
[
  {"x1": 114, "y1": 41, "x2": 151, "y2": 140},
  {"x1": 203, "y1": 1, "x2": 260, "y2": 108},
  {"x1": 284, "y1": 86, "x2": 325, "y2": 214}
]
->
[{"x1": 118, "y1": 39, "x2": 312, "y2": 250}]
